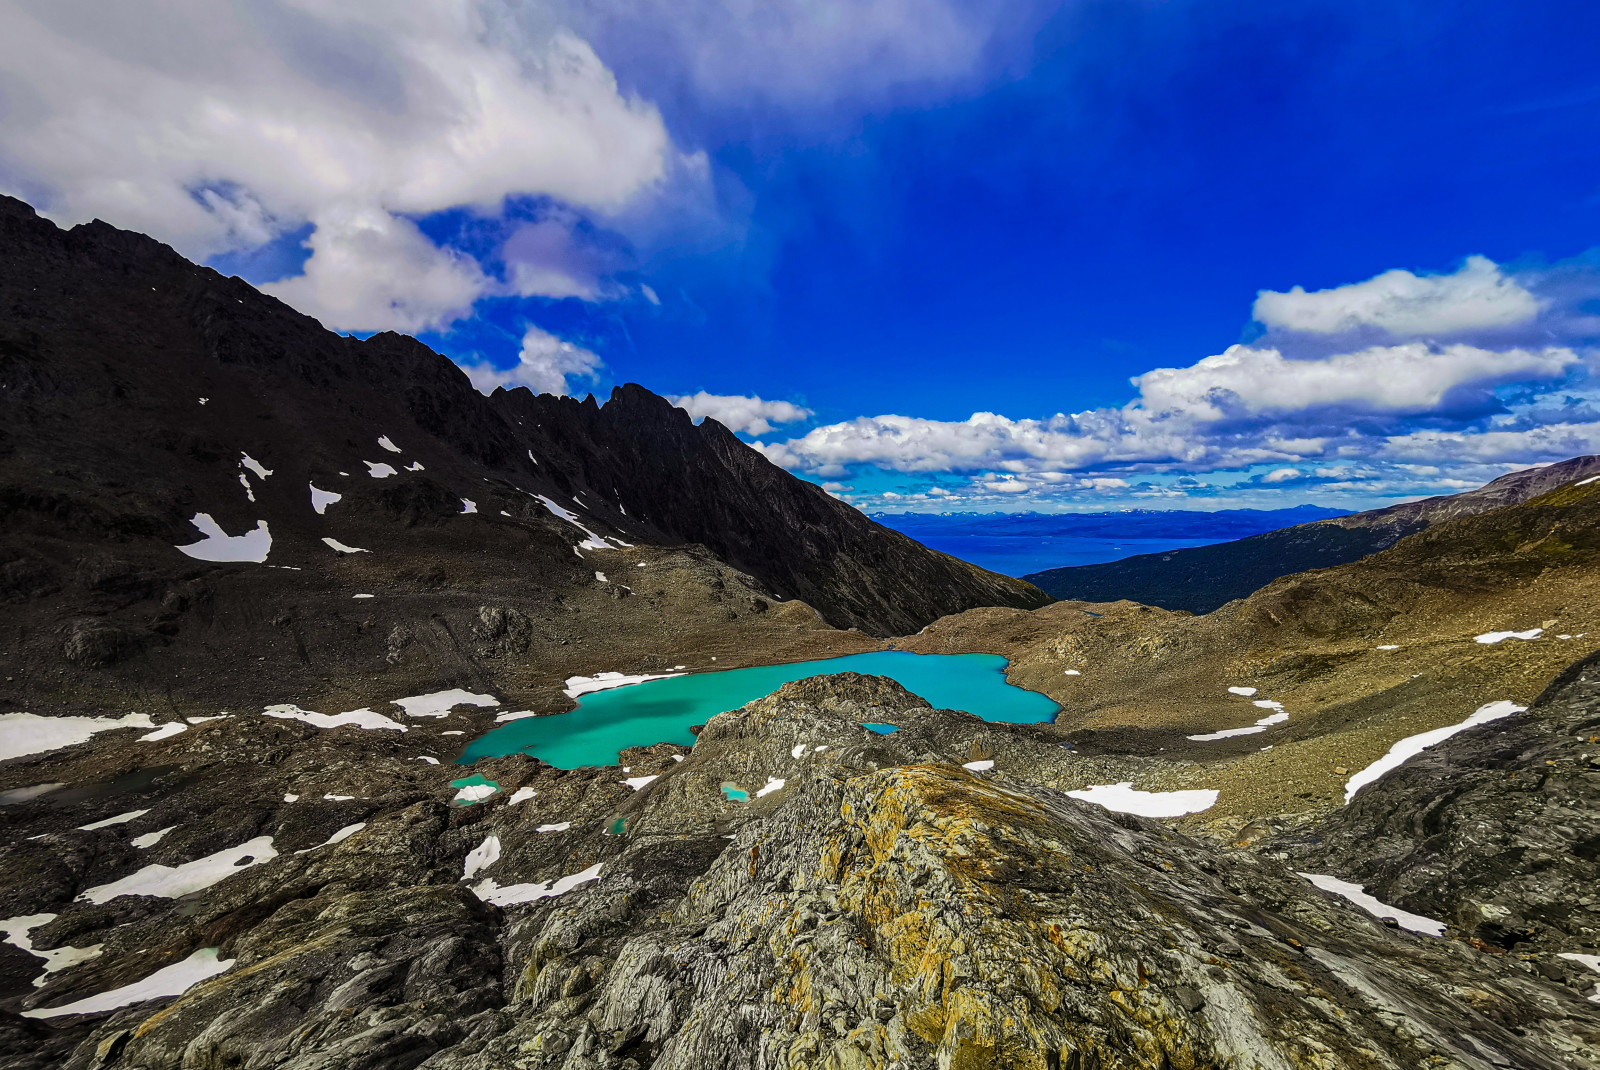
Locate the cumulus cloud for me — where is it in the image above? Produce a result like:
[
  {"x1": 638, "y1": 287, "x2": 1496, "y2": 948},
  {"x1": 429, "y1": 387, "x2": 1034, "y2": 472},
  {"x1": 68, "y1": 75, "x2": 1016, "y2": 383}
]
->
[
  {"x1": 670, "y1": 392, "x2": 813, "y2": 435},
  {"x1": 758, "y1": 342, "x2": 1581, "y2": 476},
  {"x1": 459, "y1": 326, "x2": 603, "y2": 397},
  {"x1": 0, "y1": 0, "x2": 690, "y2": 330},
  {"x1": 1132, "y1": 342, "x2": 1576, "y2": 421},
  {"x1": 1253, "y1": 256, "x2": 1542, "y2": 337},
  {"x1": 263, "y1": 204, "x2": 489, "y2": 332}
]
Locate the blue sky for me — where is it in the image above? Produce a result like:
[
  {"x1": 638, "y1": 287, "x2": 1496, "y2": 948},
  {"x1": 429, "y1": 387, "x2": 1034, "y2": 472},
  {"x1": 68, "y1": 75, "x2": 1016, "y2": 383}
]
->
[{"x1": 5, "y1": 0, "x2": 1600, "y2": 511}]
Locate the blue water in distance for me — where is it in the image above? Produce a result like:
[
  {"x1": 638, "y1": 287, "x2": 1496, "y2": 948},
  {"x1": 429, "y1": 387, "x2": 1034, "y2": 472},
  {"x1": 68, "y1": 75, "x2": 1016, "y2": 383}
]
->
[{"x1": 459, "y1": 651, "x2": 1058, "y2": 769}]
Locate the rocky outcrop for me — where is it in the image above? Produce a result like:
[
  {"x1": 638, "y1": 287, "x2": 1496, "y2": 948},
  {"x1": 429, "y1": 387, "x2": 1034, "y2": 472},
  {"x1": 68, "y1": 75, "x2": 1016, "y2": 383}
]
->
[
  {"x1": 1026, "y1": 455, "x2": 1600, "y2": 613},
  {"x1": 10, "y1": 675, "x2": 1593, "y2": 1068},
  {"x1": 1272, "y1": 650, "x2": 1600, "y2": 973}
]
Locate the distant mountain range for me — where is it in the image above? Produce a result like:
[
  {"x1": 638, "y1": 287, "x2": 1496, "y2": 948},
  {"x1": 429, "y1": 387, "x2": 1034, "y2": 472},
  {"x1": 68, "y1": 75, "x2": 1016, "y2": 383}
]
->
[{"x1": 1023, "y1": 458, "x2": 1600, "y2": 613}]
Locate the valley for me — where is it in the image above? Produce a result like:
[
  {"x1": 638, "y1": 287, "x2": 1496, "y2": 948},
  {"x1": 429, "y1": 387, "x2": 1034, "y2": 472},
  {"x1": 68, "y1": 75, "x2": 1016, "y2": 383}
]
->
[{"x1": 1, "y1": 199, "x2": 1597, "y2": 1068}]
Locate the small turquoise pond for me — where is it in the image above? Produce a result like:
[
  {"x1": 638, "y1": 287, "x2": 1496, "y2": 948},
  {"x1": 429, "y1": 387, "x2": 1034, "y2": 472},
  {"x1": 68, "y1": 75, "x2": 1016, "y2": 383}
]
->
[{"x1": 459, "y1": 651, "x2": 1058, "y2": 769}]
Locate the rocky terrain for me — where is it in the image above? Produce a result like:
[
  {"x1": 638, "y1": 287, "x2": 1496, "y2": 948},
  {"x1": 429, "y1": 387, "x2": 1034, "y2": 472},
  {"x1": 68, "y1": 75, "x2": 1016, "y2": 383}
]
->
[
  {"x1": 2, "y1": 198, "x2": 1598, "y2": 1067},
  {"x1": 1024, "y1": 455, "x2": 1600, "y2": 613}
]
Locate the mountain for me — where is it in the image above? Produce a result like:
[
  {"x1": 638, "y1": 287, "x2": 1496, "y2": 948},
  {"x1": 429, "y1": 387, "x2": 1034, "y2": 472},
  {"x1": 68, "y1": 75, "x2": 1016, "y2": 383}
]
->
[
  {"x1": 1023, "y1": 456, "x2": 1600, "y2": 613},
  {"x1": 0, "y1": 193, "x2": 1046, "y2": 713}
]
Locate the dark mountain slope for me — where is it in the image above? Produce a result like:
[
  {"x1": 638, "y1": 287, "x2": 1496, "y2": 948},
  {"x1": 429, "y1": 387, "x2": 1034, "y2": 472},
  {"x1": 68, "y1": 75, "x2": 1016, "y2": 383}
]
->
[
  {"x1": 0, "y1": 194, "x2": 1045, "y2": 644},
  {"x1": 1024, "y1": 455, "x2": 1600, "y2": 613}
]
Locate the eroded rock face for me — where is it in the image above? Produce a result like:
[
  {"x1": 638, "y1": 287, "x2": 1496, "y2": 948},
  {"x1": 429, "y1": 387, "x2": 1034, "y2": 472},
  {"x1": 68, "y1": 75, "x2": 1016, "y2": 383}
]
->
[
  {"x1": 4, "y1": 675, "x2": 1597, "y2": 1069},
  {"x1": 1274, "y1": 651, "x2": 1600, "y2": 963}
]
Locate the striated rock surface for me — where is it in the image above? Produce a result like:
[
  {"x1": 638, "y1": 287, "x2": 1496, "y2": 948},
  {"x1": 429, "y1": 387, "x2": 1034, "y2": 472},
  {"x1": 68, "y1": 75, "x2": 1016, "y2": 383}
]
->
[
  {"x1": 1273, "y1": 650, "x2": 1600, "y2": 976},
  {"x1": 9, "y1": 675, "x2": 1592, "y2": 1069}
]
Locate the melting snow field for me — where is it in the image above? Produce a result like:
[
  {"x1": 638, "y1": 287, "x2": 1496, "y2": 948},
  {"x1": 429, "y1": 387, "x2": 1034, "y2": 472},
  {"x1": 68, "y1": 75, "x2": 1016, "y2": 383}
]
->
[
  {"x1": 22, "y1": 947, "x2": 234, "y2": 1019},
  {"x1": 265, "y1": 704, "x2": 407, "y2": 732},
  {"x1": 1066, "y1": 782, "x2": 1218, "y2": 818},
  {"x1": 175, "y1": 514, "x2": 271, "y2": 563},
  {"x1": 1188, "y1": 694, "x2": 1288, "y2": 742},
  {"x1": 472, "y1": 863, "x2": 603, "y2": 907},
  {"x1": 536, "y1": 495, "x2": 616, "y2": 550},
  {"x1": 563, "y1": 671, "x2": 685, "y2": 699},
  {"x1": 462, "y1": 835, "x2": 501, "y2": 879},
  {"x1": 0, "y1": 914, "x2": 101, "y2": 985},
  {"x1": 1344, "y1": 700, "x2": 1524, "y2": 802},
  {"x1": 1298, "y1": 873, "x2": 1446, "y2": 936},
  {"x1": 0, "y1": 712, "x2": 156, "y2": 761},
  {"x1": 393, "y1": 689, "x2": 500, "y2": 719},
  {"x1": 79, "y1": 836, "x2": 277, "y2": 904},
  {"x1": 1475, "y1": 628, "x2": 1543, "y2": 644}
]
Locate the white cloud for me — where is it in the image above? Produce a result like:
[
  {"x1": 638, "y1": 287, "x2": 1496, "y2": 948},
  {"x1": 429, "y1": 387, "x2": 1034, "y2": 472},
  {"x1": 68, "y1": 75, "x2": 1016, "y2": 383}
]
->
[
  {"x1": 1253, "y1": 256, "x2": 1542, "y2": 337},
  {"x1": 263, "y1": 204, "x2": 489, "y2": 332},
  {"x1": 759, "y1": 342, "x2": 1580, "y2": 476},
  {"x1": 670, "y1": 392, "x2": 813, "y2": 435},
  {"x1": 1132, "y1": 342, "x2": 1576, "y2": 421},
  {"x1": 1262, "y1": 468, "x2": 1302, "y2": 483},
  {"x1": 0, "y1": 0, "x2": 690, "y2": 330},
  {"x1": 459, "y1": 325, "x2": 603, "y2": 397}
]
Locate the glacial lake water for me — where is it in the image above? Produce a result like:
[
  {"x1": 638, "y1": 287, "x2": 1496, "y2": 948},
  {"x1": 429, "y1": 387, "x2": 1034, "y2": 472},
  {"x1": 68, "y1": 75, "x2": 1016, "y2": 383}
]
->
[{"x1": 459, "y1": 650, "x2": 1059, "y2": 769}]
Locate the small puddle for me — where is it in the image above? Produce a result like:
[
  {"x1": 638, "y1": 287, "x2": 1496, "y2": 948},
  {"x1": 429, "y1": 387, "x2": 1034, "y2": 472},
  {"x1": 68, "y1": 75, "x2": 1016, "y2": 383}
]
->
[
  {"x1": 719, "y1": 783, "x2": 749, "y2": 802},
  {"x1": 460, "y1": 651, "x2": 1057, "y2": 769}
]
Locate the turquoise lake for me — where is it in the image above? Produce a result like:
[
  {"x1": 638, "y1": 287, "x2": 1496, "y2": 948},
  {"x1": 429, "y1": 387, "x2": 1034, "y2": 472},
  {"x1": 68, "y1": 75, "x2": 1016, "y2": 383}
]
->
[{"x1": 459, "y1": 650, "x2": 1059, "y2": 769}]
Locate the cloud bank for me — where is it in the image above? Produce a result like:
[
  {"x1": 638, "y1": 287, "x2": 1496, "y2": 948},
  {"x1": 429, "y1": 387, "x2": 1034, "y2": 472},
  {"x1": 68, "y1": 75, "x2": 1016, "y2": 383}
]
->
[
  {"x1": 755, "y1": 255, "x2": 1600, "y2": 509},
  {"x1": 460, "y1": 326, "x2": 604, "y2": 397}
]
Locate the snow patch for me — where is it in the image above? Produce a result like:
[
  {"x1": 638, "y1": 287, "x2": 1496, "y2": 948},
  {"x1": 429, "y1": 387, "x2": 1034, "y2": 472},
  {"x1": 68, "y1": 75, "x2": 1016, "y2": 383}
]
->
[
  {"x1": 1299, "y1": 873, "x2": 1445, "y2": 936},
  {"x1": 535, "y1": 495, "x2": 615, "y2": 550},
  {"x1": 0, "y1": 712, "x2": 156, "y2": 761},
  {"x1": 1474, "y1": 628, "x2": 1543, "y2": 644},
  {"x1": 353, "y1": 593, "x2": 374, "y2": 599},
  {"x1": 378, "y1": 436, "x2": 402, "y2": 453},
  {"x1": 240, "y1": 453, "x2": 272, "y2": 478},
  {"x1": 264, "y1": 704, "x2": 407, "y2": 732},
  {"x1": 755, "y1": 777, "x2": 786, "y2": 798},
  {"x1": 310, "y1": 484, "x2": 342, "y2": 514},
  {"x1": 461, "y1": 499, "x2": 477, "y2": 514},
  {"x1": 176, "y1": 514, "x2": 271, "y2": 563},
  {"x1": 594, "y1": 571, "x2": 607, "y2": 583},
  {"x1": 79, "y1": 837, "x2": 277, "y2": 903},
  {"x1": 1227, "y1": 686, "x2": 1257, "y2": 696},
  {"x1": 1344, "y1": 700, "x2": 1524, "y2": 801},
  {"x1": 1577, "y1": 475, "x2": 1600, "y2": 487},
  {"x1": 22, "y1": 947, "x2": 234, "y2": 1019},
  {"x1": 365, "y1": 461, "x2": 397, "y2": 478},
  {"x1": 462, "y1": 835, "x2": 501, "y2": 879},
  {"x1": 494, "y1": 710, "x2": 539, "y2": 723},
  {"x1": 1376, "y1": 644, "x2": 1400, "y2": 650},
  {"x1": 140, "y1": 722, "x2": 188, "y2": 742},
  {"x1": 1063, "y1": 669, "x2": 1081, "y2": 676},
  {"x1": 1066, "y1": 782, "x2": 1218, "y2": 818},
  {"x1": 508, "y1": 787, "x2": 536, "y2": 804},
  {"x1": 961, "y1": 760, "x2": 994, "y2": 772},
  {"x1": 322, "y1": 537, "x2": 369, "y2": 554},
  {"x1": 295, "y1": 823, "x2": 365, "y2": 854},
  {"x1": 453, "y1": 784, "x2": 497, "y2": 804},
  {"x1": 1, "y1": 914, "x2": 102, "y2": 986},
  {"x1": 78, "y1": 809, "x2": 149, "y2": 832},
  {"x1": 790, "y1": 743, "x2": 807, "y2": 759},
  {"x1": 472, "y1": 864, "x2": 603, "y2": 907},
  {"x1": 563, "y1": 671, "x2": 684, "y2": 699},
  {"x1": 392, "y1": 689, "x2": 499, "y2": 719},
  {"x1": 622, "y1": 775, "x2": 659, "y2": 791},
  {"x1": 537, "y1": 822, "x2": 570, "y2": 833},
  {"x1": 132, "y1": 826, "x2": 176, "y2": 849}
]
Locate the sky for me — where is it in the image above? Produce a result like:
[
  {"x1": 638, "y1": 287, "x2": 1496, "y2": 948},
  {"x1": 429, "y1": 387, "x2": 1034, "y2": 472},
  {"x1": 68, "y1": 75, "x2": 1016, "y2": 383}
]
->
[{"x1": 4, "y1": 0, "x2": 1600, "y2": 512}]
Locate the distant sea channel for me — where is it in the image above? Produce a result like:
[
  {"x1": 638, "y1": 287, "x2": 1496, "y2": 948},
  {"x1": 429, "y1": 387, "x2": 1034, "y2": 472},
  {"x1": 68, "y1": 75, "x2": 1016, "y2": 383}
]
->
[{"x1": 873, "y1": 506, "x2": 1345, "y2": 578}]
